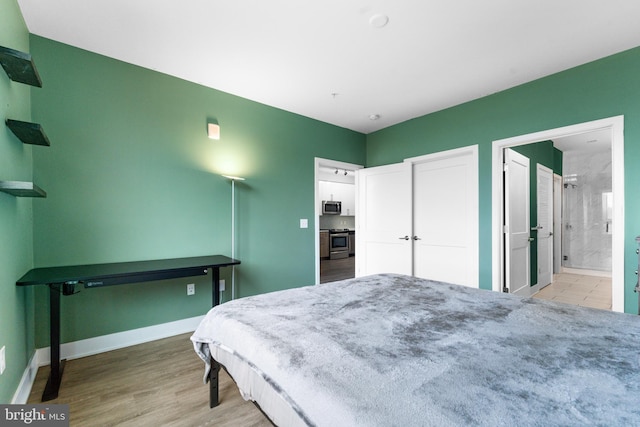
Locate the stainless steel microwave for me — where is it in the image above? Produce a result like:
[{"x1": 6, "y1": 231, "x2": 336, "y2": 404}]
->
[{"x1": 322, "y1": 200, "x2": 342, "y2": 215}]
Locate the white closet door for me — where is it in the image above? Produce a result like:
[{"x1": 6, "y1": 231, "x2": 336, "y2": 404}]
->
[
  {"x1": 410, "y1": 148, "x2": 478, "y2": 287},
  {"x1": 356, "y1": 162, "x2": 412, "y2": 277}
]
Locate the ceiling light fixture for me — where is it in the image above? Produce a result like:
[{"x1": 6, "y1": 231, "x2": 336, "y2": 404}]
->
[{"x1": 369, "y1": 114, "x2": 380, "y2": 121}]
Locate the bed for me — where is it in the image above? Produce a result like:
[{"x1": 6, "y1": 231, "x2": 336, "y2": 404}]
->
[{"x1": 191, "y1": 273, "x2": 640, "y2": 426}]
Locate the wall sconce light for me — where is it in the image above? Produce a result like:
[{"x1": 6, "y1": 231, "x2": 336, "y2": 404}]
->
[{"x1": 207, "y1": 120, "x2": 220, "y2": 140}]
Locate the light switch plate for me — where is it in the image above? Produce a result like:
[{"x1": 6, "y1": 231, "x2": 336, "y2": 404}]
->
[
  {"x1": 300, "y1": 219, "x2": 308, "y2": 228},
  {"x1": 187, "y1": 283, "x2": 195, "y2": 296}
]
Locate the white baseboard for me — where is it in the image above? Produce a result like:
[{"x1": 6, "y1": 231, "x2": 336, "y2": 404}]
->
[
  {"x1": 513, "y1": 282, "x2": 541, "y2": 297},
  {"x1": 560, "y1": 267, "x2": 612, "y2": 278},
  {"x1": 12, "y1": 315, "x2": 205, "y2": 404},
  {"x1": 11, "y1": 352, "x2": 39, "y2": 404}
]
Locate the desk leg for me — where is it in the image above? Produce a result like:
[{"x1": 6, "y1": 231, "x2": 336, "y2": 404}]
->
[
  {"x1": 43, "y1": 284, "x2": 65, "y2": 401},
  {"x1": 212, "y1": 267, "x2": 220, "y2": 307}
]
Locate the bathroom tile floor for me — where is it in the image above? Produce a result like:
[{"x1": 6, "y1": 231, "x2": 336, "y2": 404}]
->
[{"x1": 533, "y1": 272, "x2": 612, "y2": 310}]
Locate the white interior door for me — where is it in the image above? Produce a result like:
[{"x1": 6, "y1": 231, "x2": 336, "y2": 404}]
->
[
  {"x1": 553, "y1": 174, "x2": 562, "y2": 274},
  {"x1": 536, "y1": 164, "x2": 553, "y2": 287},
  {"x1": 356, "y1": 162, "x2": 412, "y2": 277},
  {"x1": 410, "y1": 148, "x2": 478, "y2": 287},
  {"x1": 505, "y1": 148, "x2": 530, "y2": 295}
]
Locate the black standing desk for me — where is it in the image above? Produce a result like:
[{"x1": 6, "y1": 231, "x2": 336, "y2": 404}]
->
[{"x1": 16, "y1": 255, "x2": 240, "y2": 401}]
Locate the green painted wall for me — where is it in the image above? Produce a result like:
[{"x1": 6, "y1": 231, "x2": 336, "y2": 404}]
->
[
  {"x1": 0, "y1": 0, "x2": 35, "y2": 404},
  {"x1": 366, "y1": 46, "x2": 640, "y2": 313},
  {"x1": 30, "y1": 36, "x2": 366, "y2": 346},
  {"x1": 512, "y1": 141, "x2": 561, "y2": 287}
]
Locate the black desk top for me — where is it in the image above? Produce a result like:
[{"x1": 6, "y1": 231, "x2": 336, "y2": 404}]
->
[{"x1": 17, "y1": 255, "x2": 240, "y2": 287}]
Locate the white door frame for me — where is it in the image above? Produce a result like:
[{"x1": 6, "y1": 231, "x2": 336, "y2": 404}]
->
[
  {"x1": 314, "y1": 157, "x2": 363, "y2": 285},
  {"x1": 491, "y1": 116, "x2": 624, "y2": 312}
]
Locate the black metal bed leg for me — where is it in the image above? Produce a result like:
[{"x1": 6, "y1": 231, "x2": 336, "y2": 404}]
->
[{"x1": 209, "y1": 357, "x2": 221, "y2": 408}]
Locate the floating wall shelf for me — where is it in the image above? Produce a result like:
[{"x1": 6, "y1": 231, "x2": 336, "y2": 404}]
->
[
  {"x1": 0, "y1": 46, "x2": 42, "y2": 87},
  {"x1": 0, "y1": 181, "x2": 47, "y2": 198},
  {"x1": 6, "y1": 119, "x2": 50, "y2": 146},
  {"x1": 1, "y1": 46, "x2": 47, "y2": 199}
]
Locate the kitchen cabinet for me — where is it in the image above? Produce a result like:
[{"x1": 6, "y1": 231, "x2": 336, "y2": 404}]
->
[
  {"x1": 319, "y1": 181, "x2": 355, "y2": 216},
  {"x1": 320, "y1": 230, "x2": 330, "y2": 258}
]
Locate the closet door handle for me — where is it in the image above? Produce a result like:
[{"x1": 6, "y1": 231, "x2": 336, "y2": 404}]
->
[
  {"x1": 412, "y1": 236, "x2": 421, "y2": 240},
  {"x1": 398, "y1": 236, "x2": 410, "y2": 240}
]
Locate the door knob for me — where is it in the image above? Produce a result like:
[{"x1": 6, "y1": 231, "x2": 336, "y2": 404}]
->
[
  {"x1": 528, "y1": 237, "x2": 535, "y2": 242},
  {"x1": 412, "y1": 236, "x2": 421, "y2": 240},
  {"x1": 398, "y1": 236, "x2": 410, "y2": 240}
]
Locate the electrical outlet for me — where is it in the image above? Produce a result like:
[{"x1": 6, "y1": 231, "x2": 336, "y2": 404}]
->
[
  {"x1": 220, "y1": 279, "x2": 225, "y2": 291},
  {"x1": 0, "y1": 346, "x2": 5, "y2": 375},
  {"x1": 187, "y1": 283, "x2": 195, "y2": 296}
]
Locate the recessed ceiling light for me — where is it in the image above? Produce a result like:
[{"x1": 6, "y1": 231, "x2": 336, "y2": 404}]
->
[{"x1": 369, "y1": 14, "x2": 389, "y2": 28}]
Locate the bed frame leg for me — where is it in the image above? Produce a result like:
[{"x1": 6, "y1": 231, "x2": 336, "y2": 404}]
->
[{"x1": 209, "y1": 357, "x2": 221, "y2": 408}]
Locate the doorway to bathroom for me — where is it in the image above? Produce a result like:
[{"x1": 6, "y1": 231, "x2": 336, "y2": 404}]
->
[
  {"x1": 536, "y1": 130, "x2": 613, "y2": 310},
  {"x1": 492, "y1": 116, "x2": 624, "y2": 312}
]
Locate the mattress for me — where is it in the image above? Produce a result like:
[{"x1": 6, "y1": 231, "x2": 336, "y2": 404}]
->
[{"x1": 191, "y1": 273, "x2": 640, "y2": 426}]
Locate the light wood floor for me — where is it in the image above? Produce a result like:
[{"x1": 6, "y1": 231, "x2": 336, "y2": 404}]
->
[
  {"x1": 533, "y1": 272, "x2": 612, "y2": 310},
  {"x1": 27, "y1": 333, "x2": 271, "y2": 426}
]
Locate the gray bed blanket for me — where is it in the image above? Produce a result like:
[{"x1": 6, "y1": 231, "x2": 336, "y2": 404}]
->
[{"x1": 191, "y1": 273, "x2": 640, "y2": 426}]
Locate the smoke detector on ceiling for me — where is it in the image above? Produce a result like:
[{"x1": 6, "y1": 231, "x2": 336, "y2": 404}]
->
[{"x1": 369, "y1": 14, "x2": 389, "y2": 28}]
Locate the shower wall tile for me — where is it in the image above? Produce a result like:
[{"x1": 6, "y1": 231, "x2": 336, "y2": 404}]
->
[{"x1": 562, "y1": 150, "x2": 612, "y2": 271}]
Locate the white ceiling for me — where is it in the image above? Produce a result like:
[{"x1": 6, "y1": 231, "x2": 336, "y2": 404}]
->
[
  {"x1": 16, "y1": 0, "x2": 640, "y2": 134},
  {"x1": 553, "y1": 128, "x2": 611, "y2": 153}
]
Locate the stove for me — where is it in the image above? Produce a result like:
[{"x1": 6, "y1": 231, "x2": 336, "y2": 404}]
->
[{"x1": 329, "y1": 229, "x2": 350, "y2": 259}]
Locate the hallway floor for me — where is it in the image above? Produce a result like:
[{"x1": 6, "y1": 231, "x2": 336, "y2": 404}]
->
[
  {"x1": 320, "y1": 256, "x2": 355, "y2": 283},
  {"x1": 533, "y1": 272, "x2": 612, "y2": 310}
]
